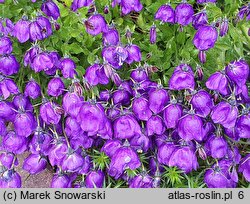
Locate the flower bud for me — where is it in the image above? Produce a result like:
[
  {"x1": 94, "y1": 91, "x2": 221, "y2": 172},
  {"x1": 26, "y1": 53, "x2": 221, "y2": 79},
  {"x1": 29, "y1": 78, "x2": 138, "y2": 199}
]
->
[
  {"x1": 219, "y1": 18, "x2": 229, "y2": 37},
  {"x1": 0, "y1": 36, "x2": 12, "y2": 55},
  {"x1": 149, "y1": 25, "x2": 157, "y2": 44}
]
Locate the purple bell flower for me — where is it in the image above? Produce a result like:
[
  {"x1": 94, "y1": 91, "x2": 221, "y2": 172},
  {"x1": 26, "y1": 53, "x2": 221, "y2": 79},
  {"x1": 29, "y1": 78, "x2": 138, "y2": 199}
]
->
[
  {"x1": 31, "y1": 52, "x2": 54, "y2": 72},
  {"x1": 125, "y1": 44, "x2": 142, "y2": 64},
  {"x1": 190, "y1": 90, "x2": 213, "y2": 117},
  {"x1": 23, "y1": 154, "x2": 47, "y2": 174},
  {"x1": 29, "y1": 20, "x2": 43, "y2": 41},
  {"x1": 193, "y1": 25, "x2": 218, "y2": 51},
  {"x1": 211, "y1": 101, "x2": 238, "y2": 128},
  {"x1": 70, "y1": 133, "x2": 93, "y2": 150},
  {"x1": 85, "y1": 64, "x2": 109, "y2": 86},
  {"x1": 0, "y1": 101, "x2": 15, "y2": 121},
  {"x1": 65, "y1": 117, "x2": 81, "y2": 137},
  {"x1": 149, "y1": 25, "x2": 157, "y2": 44},
  {"x1": 45, "y1": 51, "x2": 60, "y2": 74},
  {"x1": 169, "y1": 64, "x2": 195, "y2": 90},
  {"x1": 130, "y1": 67, "x2": 149, "y2": 82},
  {"x1": 108, "y1": 146, "x2": 141, "y2": 179},
  {"x1": 206, "y1": 71, "x2": 230, "y2": 95},
  {"x1": 113, "y1": 89, "x2": 131, "y2": 105},
  {"x1": 132, "y1": 96, "x2": 152, "y2": 121},
  {"x1": 24, "y1": 46, "x2": 40, "y2": 67},
  {"x1": 0, "y1": 152, "x2": 18, "y2": 169},
  {"x1": 119, "y1": 80, "x2": 133, "y2": 94},
  {"x1": 48, "y1": 141, "x2": 68, "y2": 166},
  {"x1": 129, "y1": 132, "x2": 150, "y2": 152},
  {"x1": 101, "y1": 139, "x2": 122, "y2": 158},
  {"x1": 149, "y1": 88, "x2": 169, "y2": 114},
  {"x1": 169, "y1": 146, "x2": 199, "y2": 173},
  {"x1": 78, "y1": 155, "x2": 92, "y2": 175},
  {"x1": 29, "y1": 128, "x2": 53, "y2": 155},
  {"x1": 177, "y1": 113, "x2": 204, "y2": 141},
  {"x1": 205, "y1": 135, "x2": 228, "y2": 159},
  {"x1": 41, "y1": 0, "x2": 60, "y2": 20},
  {"x1": 40, "y1": 101, "x2": 62, "y2": 125},
  {"x1": 71, "y1": 0, "x2": 93, "y2": 11},
  {"x1": 78, "y1": 102, "x2": 106, "y2": 136},
  {"x1": 47, "y1": 76, "x2": 65, "y2": 97},
  {"x1": 97, "y1": 117, "x2": 113, "y2": 140},
  {"x1": 0, "y1": 18, "x2": 14, "y2": 36},
  {"x1": 62, "y1": 92, "x2": 83, "y2": 118},
  {"x1": 154, "y1": 4, "x2": 175, "y2": 23},
  {"x1": 192, "y1": 10, "x2": 208, "y2": 30},
  {"x1": 0, "y1": 55, "x2": 20, "y2": 76},
  {"x1": 60, "y1": 58, "x2": 76, "y2": 79},
  {"x1": 24, "y1": 79, "x2": 41, "y2": 99},
  {"x1": 102, "y1": 28, "x2": 120, "y2": 46},
  {"x1": 0, "y1": 77, "x2": 19, "y2": 99},
  {"x1": 85, "y1": 170, "x2": 105, "y2": 188},
  {"x1": 204, "y1": 160, "x2": 237, "y2": 188},
  {"x1": 14, "y1": 112, "x2": 37, "y2": 137},
  {"x1": 99, "y1": 90, "x2": 111, "y2": 102},
  {"x1": 175, "y1": 3, "x2": 194, "y2": 26},
  {"x1": 120, "y1": 0, "x2": 143, "y2": 15},
  {"x1": 227, "y1": 147, "x2": 241, "y2": 165},
  {"x1": 2, "y1": 131, "x2": 27, "y2": 154},
  {"x1": 235, "y1": 113, "x2": 250, "y2": 139},
  {"x1": 36, "y1": 16, "x2": 53, "y2": 39},
  {"x1": 14, "y1": 18, "x2": 30, "y2": 43},
  {"x1": 51, "y1": 174, "x2": 71, "y2": 188},
  {"x1": 157, "y1": 142, "x2": 176, "y2": 165},
  {"x1": 239, "y1": 154, "x2": 250, "y2": 182},
  {"x1": 225, "y1": 59, "x2": 249, "y2": 88},
  {"x1": 0, "y1": 36, "x2": 12, "y2": 55},
  {"x1": 114, "y1": 114, "x2": 141, "y2": 139},
  {"x1": 163, "y1": 102, "x2": 183, "y2": 129},
  {"x1": 238, "y1": 4, "x2": 250, "y2": 20},
  {"x1": 0, "y1": 170, "x2": 21, "y2": 188},
  {"x1": 102, "y1": 45, "x2": 128, "y2": 69},
  {"x1": 12, "y1": 94, "x2": 33, "y2": 111},
  {"x1": 85, "y1": 14, "x2": 108, "y2": 36},
  {"x1": 146, "y1": 115, "x2": 166, "y2": 136},
  {"x1": 61, "y1": 150, "x2": 84, "y2": 172},
  {"x1": 129, "y1": 173, "x2": 153, "y2": 188}
]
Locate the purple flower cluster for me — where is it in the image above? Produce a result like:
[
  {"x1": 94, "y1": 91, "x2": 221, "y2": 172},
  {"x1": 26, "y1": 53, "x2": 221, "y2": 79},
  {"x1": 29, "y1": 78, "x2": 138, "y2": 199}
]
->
[{"x1": 1, "y1": 57, "x2": 250, "y2": 188}]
